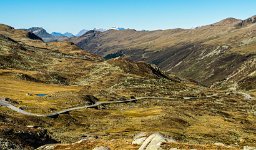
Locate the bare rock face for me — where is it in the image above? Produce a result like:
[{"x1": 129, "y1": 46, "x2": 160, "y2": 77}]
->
[{"x1": 236, "y1": 15, "x2": 256, "y2": 27}]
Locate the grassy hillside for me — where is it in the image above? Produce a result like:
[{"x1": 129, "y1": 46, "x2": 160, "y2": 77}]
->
[
  {"x1": 71, "y1": 16, "x2": 256, "y2": 90},
  {"x1": 0, "y1": 24, "x2": 255, "y2": 149}
]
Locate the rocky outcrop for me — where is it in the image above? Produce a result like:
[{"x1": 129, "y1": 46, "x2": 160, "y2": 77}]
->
[
  {"x1": 243, "y1": 146, "x2": 256, "y2": 150},
  {"x1": 92, "y1": 146, "x2": 110, "y2": 150},
  {"x1": 236, "y1": 15, "x2": 256, "y2": 27},
  {"x1": 132, "y1": 132, "x2": 148, "y2": 145},
  {"x1": 132, "y1": 132, "x2": 175, "y2": 150},
  {"x1": 0, "y1": 124, "x2": 58, "y2": 149}
]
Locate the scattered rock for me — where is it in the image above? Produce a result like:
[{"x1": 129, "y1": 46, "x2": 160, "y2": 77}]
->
[
  {"x1": 0, "y1": 138, "x2": 22, "y2": 150},
  {"x1": 4, "y1": 98, "x2": 19, "y2": 105},
  {"x1": 26, "y1": 93, "x2": 33, "y2": 96},
  {"x1": 130, "y1": 96, "x2": 136, "y2": 99},
  {"x1": 214, "y1": 142, "x2": 225, "y2": 146},
  {"x1": 243, "y1": 146, "x2": 256, "y2": 150},
  {"x1": 132, "y1": 132, "x2": 148, "y2": 145},
  {"x1": 75, "y1": 139, "x2": 87, "y2": 144},
  {"x1": 81, "y1": 134, "x2": 98, "y2": 140},
  {"x1": 26, "y1": 125, "x2": 40, "y2": 129},
  {"x1": 238, "y1": 92, "x2": 254, "y2": 100},
  {"x1": 36, "y1": 144, "x2": 56, "y2": 150},
  {"x1": 92, "y1": 146, "x2": 110, "y2": 150},
  {"x1": 139, "y1": 133, "x2": 175, "y2": 150},
  {"x1": 82, "y1": 95, "x2": 99, "y2": 105},
  {"x1": 130, "y1": 96, "x2": 137, "y2": 103},
  {"x1": 19, "y1": 106, "x2": 28, "y2": 110},
  {"x1": 49, "y1": 108, "x2": 57, "y2": 112},
  {"x1": 119, "y1": 96, "x2": 127, "y2": 101}
]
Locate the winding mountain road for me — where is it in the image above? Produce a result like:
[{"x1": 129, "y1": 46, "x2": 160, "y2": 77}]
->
[{"x1": 0, "y1": 97, "x2": 175, "y2": 117}]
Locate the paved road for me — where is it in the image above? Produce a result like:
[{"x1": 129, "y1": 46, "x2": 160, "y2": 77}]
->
[
  {"x1": 0, "y1": 96, "x2": 202, "y2": 117},
  {"x1": 1, "y1": 91, "x2": 253, "y2": 117}
]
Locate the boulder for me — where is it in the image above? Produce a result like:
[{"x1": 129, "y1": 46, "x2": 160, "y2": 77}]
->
[
  {"x1": 138, "y1": 133, "x2": 175, "y2": 150},
  {"x1": 132, "y1": 132, "x2": 148, "y2": 145},
  {"x1": 243, "y1": 146, "x2": 256, "y2": 150},
  {"x1": 36, "y1": 144, "x2": 56, "y2": 150},
  {"x1": 214, "y1": 142, "x2": 225, "y2": 146},
  {"x1": 92, "y1": 146, "x2": 110, "y2": 150}
]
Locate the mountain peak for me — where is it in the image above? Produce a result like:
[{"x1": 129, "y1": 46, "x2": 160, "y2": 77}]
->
[
  {"x1": 63, "y1": 32, "x2": 74, "y2": 37},
  {"x1": 76, "y1": 29, "x2": 88, "y2": 36},
  {"x1": 27, "y1": 27, "x2": 53, "y2": 40},
  {"x1": 51, "y1": 32, "x2": 64, "y2": 37},
  {"x1": 213, "y1": 17, "x2": 241, "y2": 26}
]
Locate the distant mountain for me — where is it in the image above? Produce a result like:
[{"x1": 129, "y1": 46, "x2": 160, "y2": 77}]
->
[
  {"x1": 76, "y1": 29, "x2": 89, "y2": 36},
  {"x1": 76, "y1": 29, "x2": 107, "y2": 37},
  {"x1": 27, "y1": 27, "x2": 60, "y2": 42},
  {"x1": 51, "y1": 32, "x2": 64, "y2": 37},
  {"x1": 51, "y1": 32, "x2": 74, "y2": 38},
  {"x1": 71, "y1": 15, "x2": 256, "y2": 90},
  {"x1": 27, "y1": 27, "x2": 73, "y2": 42},
  {"x1": 93, "y1": 28, "x2": 107, "y2": 32},
  {"x1": 63, "y1": 32, "x2": 74, "y2": 38},
  {"x1": 110, "y1": 27, "x2": 126, "y2": 30},
  {"x1": 27, "y1": 27, "x2": 53, "y2": 39}
]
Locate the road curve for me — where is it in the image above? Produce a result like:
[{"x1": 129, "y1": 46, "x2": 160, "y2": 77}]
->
[{"x1": 0, "y1": 97, "x2": 175, "y2": 117}]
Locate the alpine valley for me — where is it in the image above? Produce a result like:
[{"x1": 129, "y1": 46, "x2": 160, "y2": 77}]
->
[{"x1": 0, "y1": 15, "x2": 255, "y2": 150}]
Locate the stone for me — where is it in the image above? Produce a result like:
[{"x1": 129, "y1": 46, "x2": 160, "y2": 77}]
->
[
  {"x1": 132, "y1": 132, "x2": 148, "y2": 145},
  {"x1": 26, "y1": 93, "x2": 33, "y2": 96},
  {"x1": 92, "y1": 146, "x2": 110, "y2": 150},
  {"x1": 36, "y1": 145, "x2": 56, "y2": 150},
  {"x1": 214, "y1": 142, "x2": 225, "y2": 146},
  {"x1": 139, "y1": 133, "x2": 175, "y2": 150},
  {"x1": 243, "y1": 146, "x2": 256, "y2": 150}
]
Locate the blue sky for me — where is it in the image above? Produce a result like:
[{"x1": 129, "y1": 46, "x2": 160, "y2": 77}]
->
[{"x1": 0, "y1": 0, "x2": 256, "y2": 34}]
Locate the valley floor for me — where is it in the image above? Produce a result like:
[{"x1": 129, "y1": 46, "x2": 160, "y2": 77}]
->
[{"x1": 0, "y1": 69, "x2": 255, "y2": 149}]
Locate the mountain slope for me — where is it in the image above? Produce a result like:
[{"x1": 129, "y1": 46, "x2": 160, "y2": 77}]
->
[
  {"x1": 76, "y1": 29, "x2": 88, "y2": 36},
  {"x1": 71, "y1": 16, "x2": 256, "y2": 90},
  {"x1": 1, "y1": 23, "x2": 256, "y2": 149}
]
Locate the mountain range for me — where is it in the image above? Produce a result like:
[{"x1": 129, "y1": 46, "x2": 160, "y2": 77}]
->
[
  {"x1": 70, "y1": 15, "x2": 256, "y2": 91},
  {"x1": 0, "y1": 15, "x2": 255, "y2": 149},
  {"x1": 26, "y1": 27, "x2": 127, "y2": 42}
]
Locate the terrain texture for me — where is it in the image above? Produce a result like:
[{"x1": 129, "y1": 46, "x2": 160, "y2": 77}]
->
[
  {"x1": 71, "y1": 16, "x2": 256, "y2": 91},
  {"x1": 0, "y1": 19, "x2": 255, "y2": 150}
]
